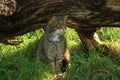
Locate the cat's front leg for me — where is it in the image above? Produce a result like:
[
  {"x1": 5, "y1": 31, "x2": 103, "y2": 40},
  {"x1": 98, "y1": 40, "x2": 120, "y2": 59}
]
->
[
  {"x1": 50, "y1": 60, "x2": 62, "y2": 74},
  {"x1": 51, "y1": 60, "x2": 64, "y2": 80}
]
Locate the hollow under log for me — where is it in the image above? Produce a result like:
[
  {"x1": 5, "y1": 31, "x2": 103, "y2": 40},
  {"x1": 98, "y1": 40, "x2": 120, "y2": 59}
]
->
[{"x1": 0, "y1": 0, "x2": 120, "y2": 63}]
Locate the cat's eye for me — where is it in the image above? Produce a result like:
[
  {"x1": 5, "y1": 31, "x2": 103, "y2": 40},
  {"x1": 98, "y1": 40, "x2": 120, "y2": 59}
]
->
[{"x1": 57, "y1": 25, "x2": 61, "y2": 29}]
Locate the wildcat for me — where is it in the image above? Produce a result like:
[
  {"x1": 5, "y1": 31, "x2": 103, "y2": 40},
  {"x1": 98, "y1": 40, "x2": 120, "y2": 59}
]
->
[{"x1": 37, "y1": 16, "x2": 70, "y2": 76}]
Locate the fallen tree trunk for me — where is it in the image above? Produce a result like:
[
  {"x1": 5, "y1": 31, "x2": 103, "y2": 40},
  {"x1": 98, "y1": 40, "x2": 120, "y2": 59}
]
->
[
  {"x1": 0, "y1": 0, "x2": 120, "y2": 56},
  {"x1": 0, "y1": 0, "x2": 120, "y2": 41},
  {"x1": 0, "y1": 0, "x2": 120, "y2": 62}
]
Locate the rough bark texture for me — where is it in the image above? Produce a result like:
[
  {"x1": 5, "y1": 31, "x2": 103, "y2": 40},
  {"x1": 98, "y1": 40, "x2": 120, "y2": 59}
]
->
[
  {"x1": 0, "y1": 0, "x2": 120, "y2": 40},
  {"x1": 0, "y1": 0, "x2": 120, "y2": 61}
]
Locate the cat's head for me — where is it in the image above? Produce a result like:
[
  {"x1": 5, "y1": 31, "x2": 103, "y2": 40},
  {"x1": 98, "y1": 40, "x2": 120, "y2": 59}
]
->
[{"x1": 45, "y1": 16, "x2": 68, "y2": 36}]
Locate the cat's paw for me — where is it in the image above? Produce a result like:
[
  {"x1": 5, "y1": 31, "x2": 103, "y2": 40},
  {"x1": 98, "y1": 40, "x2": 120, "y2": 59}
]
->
[{"x1": 52, "y1": 73, "x2": 65, "y2": 80}]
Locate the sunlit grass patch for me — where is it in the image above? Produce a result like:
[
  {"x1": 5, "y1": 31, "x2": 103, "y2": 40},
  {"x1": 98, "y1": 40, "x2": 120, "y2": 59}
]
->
[
  {"x1": 0, "y1": 28, "x2": 120, "y2": 80},
  {"x1": 98, "y1": 28, "x2": 120, "y2": 43}
]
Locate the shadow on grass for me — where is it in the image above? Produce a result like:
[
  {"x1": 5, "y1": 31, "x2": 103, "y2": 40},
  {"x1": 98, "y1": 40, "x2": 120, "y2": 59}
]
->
[
  {"x1": 0, "y1": 39, "x2": 120, "y2": 80},
  {"x1": 0, "y1": 40, "x2": 53, "y2": 80},
  {"x1": 64, "y1": 43, "x2": 120, "y2": 80}
]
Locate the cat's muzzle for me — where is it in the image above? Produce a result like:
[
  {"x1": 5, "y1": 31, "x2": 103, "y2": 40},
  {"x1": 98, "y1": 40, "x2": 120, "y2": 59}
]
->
[{"x1": 55, "y1": 29, "x2": 66, "y2": 35}]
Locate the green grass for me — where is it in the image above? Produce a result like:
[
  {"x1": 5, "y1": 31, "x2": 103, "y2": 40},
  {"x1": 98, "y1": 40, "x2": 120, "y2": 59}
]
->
[{"x1": 0, "y1": 28, "x2": 120, "y2": 80}]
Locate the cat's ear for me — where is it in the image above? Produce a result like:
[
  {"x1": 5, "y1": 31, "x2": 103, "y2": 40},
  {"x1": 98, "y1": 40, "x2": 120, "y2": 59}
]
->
[
  {"x1": 48, "y1": 16, "x2": 56, "y2": 25},
  {"x1": 45, "y1": 16, "x2": 56, "y2": 32},
  {"x1": 63, "y1": 15, "x2": 68, "y2": 24},
  {"x1": 64, "y1": 15, "x2": 68, "y2": 20}
]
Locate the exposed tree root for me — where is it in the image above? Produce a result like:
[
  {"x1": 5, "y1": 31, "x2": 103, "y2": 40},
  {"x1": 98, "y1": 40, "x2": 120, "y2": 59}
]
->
[{"x1": 75, "y1": 28, "x2": 120, "y2": 64}]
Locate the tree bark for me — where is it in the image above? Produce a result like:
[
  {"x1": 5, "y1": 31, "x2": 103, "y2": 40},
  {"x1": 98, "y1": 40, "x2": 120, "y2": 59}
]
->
[{"x1": 0, "y1": 0, "x2": 120, "y2": 47}]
